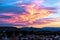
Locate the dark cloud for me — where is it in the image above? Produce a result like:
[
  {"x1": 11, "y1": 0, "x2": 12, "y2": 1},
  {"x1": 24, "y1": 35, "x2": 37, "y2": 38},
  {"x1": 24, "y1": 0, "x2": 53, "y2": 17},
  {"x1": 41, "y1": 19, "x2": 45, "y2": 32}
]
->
[
  {"x1": 0, "y1": 22, "x2": 13, "y2": 26},
  {"x1": 0, "y1": 21, "x2": 25, "y2": 26},
  {"x1": 0, "y1": 5, "x2": 25, "y2": 14},
  {"x1": 0, "y1": 15, "x2": 12, "y2": 19}
]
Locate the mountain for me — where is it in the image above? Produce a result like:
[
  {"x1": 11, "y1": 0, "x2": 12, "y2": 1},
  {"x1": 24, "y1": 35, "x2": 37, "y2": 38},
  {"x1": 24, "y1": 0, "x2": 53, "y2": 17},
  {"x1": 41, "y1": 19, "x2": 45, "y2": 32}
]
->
[
  {"x1": 41, "y1": 27, "x2": 60, "y2": 31},
  {"x1": 0, "y1": 26, "x2": 60, "y2": 32},
  {"x1": 0, "y1": 26, "x2": 18, "y2": 31},
  {"x1": 17, "y1": 27, "x2": 60, "y2": 32}
]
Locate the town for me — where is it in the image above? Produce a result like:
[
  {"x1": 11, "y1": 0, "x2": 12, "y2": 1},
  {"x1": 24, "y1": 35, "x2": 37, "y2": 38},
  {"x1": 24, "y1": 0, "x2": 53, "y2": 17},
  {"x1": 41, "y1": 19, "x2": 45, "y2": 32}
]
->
[{"x1": 0, "y1": 27, "x2": 60, "y2": 40}]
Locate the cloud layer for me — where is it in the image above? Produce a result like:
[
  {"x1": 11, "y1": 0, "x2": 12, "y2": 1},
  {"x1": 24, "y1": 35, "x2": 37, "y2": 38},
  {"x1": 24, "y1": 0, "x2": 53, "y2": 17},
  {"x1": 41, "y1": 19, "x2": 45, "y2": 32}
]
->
[{"x1": 0, "y1": 0, "x2": 60, "y2": 28}]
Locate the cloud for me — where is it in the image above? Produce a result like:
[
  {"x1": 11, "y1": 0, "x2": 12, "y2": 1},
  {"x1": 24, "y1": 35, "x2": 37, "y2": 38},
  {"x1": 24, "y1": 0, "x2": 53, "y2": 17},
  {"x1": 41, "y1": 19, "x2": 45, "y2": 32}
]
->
[
  {"x1": 0, "y1": 6, "x2": 25, "y2": 13},
  {"x1": 0, "y1": 0, "x2": 60, "y2": 28}
]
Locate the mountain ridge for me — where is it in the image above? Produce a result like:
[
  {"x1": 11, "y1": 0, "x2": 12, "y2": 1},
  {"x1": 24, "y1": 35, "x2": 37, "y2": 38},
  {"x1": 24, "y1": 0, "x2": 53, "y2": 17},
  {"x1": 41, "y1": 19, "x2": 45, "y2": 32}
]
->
[{"x1": 0, "y1": 26, "x2": 60, "y2": 31}]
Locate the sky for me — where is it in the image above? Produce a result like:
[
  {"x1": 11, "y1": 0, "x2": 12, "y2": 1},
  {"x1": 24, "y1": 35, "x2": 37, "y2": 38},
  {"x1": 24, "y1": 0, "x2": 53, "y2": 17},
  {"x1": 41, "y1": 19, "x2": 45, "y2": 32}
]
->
[{"x1": 0, "y1": 0, "x2": 60, "y2": 28}]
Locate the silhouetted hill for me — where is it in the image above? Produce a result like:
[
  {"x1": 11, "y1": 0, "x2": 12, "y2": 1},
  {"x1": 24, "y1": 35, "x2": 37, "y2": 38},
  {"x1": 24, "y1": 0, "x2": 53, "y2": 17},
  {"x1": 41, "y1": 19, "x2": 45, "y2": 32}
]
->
[
  {"x1": 19, "y1": 27, "x2": 44, "y2": 32},
  {"x1": 16, "y1": 27, "x2": 60, "y2": 32},
  {"x1": 41, "y1": 27, "x2": 60, "y2": 31},
  {"x1": 0, "y1": 26, "x2": 60, "y2": 32},
  {"x1": 0, "y1": 26, "x2": 18, "y2": 31}
]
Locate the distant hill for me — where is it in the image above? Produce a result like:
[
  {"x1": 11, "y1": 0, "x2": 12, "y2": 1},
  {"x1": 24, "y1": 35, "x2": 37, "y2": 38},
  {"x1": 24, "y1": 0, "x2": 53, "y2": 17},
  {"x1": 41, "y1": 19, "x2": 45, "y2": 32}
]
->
[
  {"x1": 19, "y1": 27, "x2": 60, "y2": 32},
  {"x1": 0, "y1": 26, "x2": 18, "y2": 31},
  {"x1": 41, "y1": 27, "x2": 60, "y2": 31},
  {"x1": 0, "y1": 26, "x2": 60, "y2": 32}
]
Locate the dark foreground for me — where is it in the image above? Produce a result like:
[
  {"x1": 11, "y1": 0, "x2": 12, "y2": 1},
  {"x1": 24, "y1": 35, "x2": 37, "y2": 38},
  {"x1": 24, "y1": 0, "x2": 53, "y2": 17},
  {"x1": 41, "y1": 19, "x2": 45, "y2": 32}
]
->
[{"x1": 0, "y1": 27, "x2": 60, "y2": 40}]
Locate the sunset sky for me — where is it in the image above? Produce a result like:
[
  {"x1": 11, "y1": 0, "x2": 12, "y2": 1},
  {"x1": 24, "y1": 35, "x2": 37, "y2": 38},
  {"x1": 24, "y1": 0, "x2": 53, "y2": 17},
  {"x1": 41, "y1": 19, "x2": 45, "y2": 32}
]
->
[{"x1": 0, "y1": 0, "x2": 60, "y2": 28}]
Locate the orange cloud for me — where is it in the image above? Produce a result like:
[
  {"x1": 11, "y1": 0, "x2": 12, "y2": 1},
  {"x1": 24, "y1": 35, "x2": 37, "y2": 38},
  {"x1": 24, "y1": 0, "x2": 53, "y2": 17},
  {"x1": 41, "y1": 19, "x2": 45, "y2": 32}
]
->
[{"x1": 0, "y1": 0, "x2": 57, "y2": 28}]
